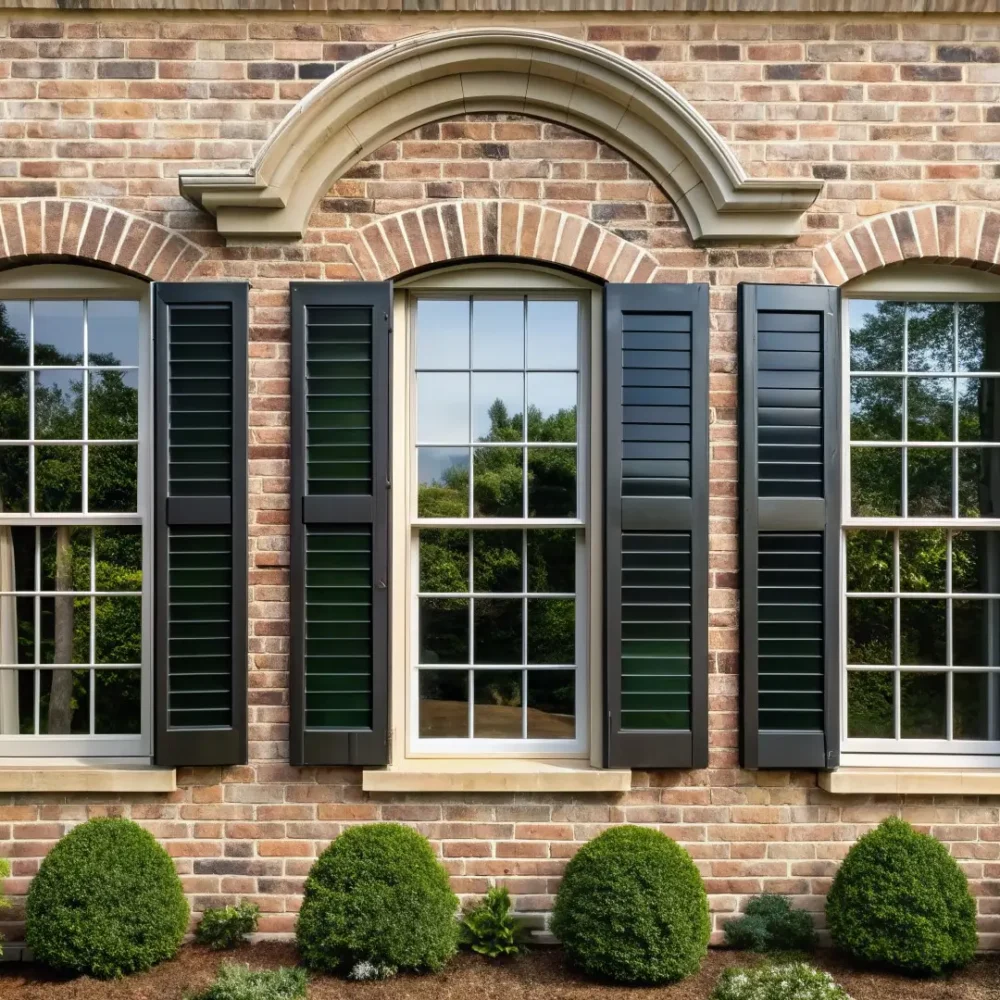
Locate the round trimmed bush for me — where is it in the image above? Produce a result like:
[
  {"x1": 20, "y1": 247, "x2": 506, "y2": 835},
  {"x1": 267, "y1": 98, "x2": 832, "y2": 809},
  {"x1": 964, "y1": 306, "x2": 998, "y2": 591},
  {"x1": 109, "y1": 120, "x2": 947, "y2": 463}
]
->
[
  {"x1": 296, "y1": 822, "x2": 459, "y2": 975},
  {"x1": 826, "y1": 816, "x2": 977, "y2": 976},
  {"x1": 552, "y1": 825, "x2": 710, "y2": 984},
  {"x1": 25, "y1": 817, "x2": 188, "y2": 978}
]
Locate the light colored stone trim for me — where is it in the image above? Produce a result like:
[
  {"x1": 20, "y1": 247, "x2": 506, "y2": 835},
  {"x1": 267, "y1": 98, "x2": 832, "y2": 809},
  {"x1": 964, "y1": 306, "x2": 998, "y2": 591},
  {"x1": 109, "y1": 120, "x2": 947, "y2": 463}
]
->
[
  {"x1": 820, "y1": 768, "x2": 1000, "y2": 795},
  {"x1": 0, "y1": 1, "x2": 994, "y2": 9},
  {"x1": 0, "y1": 766, "x2": 176, "y2": 793},
  {"x1": 179, "y1": 28, "x2": 821, "y2": 244},
  {"x1": 363, "y1": 760, "x2": 632, "y2": 793}
]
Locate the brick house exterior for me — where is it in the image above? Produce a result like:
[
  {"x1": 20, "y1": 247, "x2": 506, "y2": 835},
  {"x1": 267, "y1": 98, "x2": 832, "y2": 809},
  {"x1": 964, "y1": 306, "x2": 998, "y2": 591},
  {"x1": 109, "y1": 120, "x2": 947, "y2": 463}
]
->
[{"x1": 2, "y1": 0, "x2": 1000, "y2": 953}]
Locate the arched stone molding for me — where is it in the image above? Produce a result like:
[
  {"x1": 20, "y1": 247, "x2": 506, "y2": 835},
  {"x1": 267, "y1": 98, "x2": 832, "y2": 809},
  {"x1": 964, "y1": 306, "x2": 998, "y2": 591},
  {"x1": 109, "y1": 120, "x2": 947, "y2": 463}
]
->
[
  {"x1": 346, "y1": 201, "x2": 660, "y2": 283},
  {"x1": 0, "y1": 200, "x2": 204, "y2": 281},
  {"x1": 815, "y1": 204, "x2": 1000, "y2": 286},
  {"x1": 179, "y1": 28, "x2": 821, "y2": 245}
]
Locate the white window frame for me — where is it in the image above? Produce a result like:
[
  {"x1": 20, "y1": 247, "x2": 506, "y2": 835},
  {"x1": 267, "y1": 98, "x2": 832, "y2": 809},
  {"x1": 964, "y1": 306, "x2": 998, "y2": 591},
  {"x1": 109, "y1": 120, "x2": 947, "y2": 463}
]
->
[
  {"x1": 0, "y1": 265, "x2": 152, "y2": 759},
  {"x1": 841, "y1": 263, "x2": 1000, "y2": 767},
  {"x1": 391, "y1": 264, "x2": 603, "y2": 761}
]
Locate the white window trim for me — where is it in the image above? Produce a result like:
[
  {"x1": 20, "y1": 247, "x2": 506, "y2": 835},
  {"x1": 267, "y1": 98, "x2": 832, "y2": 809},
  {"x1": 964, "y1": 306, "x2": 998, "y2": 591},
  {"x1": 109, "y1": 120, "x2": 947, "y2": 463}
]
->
[
  {"x1": 390, "y1": 264, "x2": 604, "y2": 764},
  {"x1": 841, "y1": 263, "x2": 1000, "y2": 767},
  {"x1": 0, "y1": 265, "x2": 152, "y2": 759}
]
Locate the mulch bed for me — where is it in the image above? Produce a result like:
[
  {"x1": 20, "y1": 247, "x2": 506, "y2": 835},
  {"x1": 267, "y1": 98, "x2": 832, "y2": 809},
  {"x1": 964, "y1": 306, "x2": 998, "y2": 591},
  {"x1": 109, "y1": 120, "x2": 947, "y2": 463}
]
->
[{"x1": 2, "y1": 943, "x2": 998, "y2": 1000}]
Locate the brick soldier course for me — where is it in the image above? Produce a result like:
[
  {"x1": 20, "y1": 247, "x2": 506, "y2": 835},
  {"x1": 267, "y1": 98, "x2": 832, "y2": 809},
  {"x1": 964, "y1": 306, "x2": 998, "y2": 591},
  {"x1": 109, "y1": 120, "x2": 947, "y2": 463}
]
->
[{"x1": 2, "y1": 2, "x2": 1000, "y2": 951}]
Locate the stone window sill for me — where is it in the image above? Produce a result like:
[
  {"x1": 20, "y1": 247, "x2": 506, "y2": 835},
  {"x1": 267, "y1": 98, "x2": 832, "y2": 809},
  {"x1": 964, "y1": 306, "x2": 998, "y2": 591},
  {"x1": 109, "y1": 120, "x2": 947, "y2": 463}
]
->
[
  {"x1": 0, "y1": 763, "x2": 176, "y2": 793},
  {"x1": 819, "y1": 768, "x2": 1000, "y2": 795},
  {"x1": 362, "y1": 759, "x2": 631, "y2": 793}
]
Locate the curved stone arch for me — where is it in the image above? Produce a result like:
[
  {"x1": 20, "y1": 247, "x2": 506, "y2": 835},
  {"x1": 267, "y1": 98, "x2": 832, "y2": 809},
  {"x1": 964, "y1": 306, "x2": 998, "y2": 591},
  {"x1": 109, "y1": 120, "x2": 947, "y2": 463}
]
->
[
  {"x1": 815, "y1": 204, "x2": 1000, "y2": 286},
  {"x1": 347, "y1": 201, "x2": 660, "y2": 283},
  {"x1": 180, "y1": 28, "x2": 821, "y2": 245},
  {"x1": 0, "y1": 199, "x2": 204, "y2": 281}
]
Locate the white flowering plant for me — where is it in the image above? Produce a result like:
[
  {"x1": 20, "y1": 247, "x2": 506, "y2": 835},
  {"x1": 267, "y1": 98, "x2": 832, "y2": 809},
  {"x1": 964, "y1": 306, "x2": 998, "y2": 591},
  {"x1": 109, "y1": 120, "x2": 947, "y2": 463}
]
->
[{"x1": 711, "y1": 963, "x2": 853, "y2": 1000}]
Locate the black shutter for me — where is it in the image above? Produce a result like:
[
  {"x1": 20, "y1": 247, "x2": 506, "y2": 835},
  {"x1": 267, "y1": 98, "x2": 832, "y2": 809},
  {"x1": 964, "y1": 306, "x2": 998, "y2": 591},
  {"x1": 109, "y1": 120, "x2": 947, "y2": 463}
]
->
[
  {"x1": 604, "y1": 284, "x2": 709, "y2": 769},
  {"x1": 154, "y1": 283, "x2": 248, "y2": 767},
  {"x1": 739, "y1": 283, "x2": 840, "y2": 770},
  {"x1": 289, "y1": 282, "x2": 390, "y2": 766}
]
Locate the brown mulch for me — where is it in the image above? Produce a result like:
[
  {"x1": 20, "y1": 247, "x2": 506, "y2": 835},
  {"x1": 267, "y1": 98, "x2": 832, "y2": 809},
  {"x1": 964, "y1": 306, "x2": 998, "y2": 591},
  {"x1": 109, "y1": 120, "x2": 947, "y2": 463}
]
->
[{"x1": 1, "y1": 943, "x2": 998, "y2": 1000}]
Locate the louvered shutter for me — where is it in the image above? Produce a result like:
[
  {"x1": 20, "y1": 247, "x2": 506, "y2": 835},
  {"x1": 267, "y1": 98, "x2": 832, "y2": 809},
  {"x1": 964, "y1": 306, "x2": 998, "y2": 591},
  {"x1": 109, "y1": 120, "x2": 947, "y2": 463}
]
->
[
  {"x1": 604, "y1": 284, "x2": 709, "y2": 769},
  {"x1": 739, "y1": 283, "x2": 840, "y2": 770},
  {"x1": 154, "y1": 283, "x2": 248, "y2": 766},
  {"x1": 289, "y1": 282, "x2": 390, "y2": 766}
]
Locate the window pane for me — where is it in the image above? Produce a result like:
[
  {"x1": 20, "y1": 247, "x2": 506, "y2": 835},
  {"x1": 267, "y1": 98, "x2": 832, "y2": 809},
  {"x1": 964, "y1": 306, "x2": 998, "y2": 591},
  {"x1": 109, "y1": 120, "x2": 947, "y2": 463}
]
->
[
  {"x1": 0, "y1": 447, "x2": 28, "y2": 512},
  {"x1": 418, "y1": 530, "x2": 468, "y2": 593},
  {"x1": 953, "y1": 599, "x2": 1000, "y2": 667},
  {"x1": 418, "y1": 669, "x2": 468, "y2": 737},
  {"x1": 35, "y1": 370, "x2": 83, "y2": 440},
  {"x1": 472, "y1": 530, "x2": 522, "y2": 593},
  {"x1": 0, "y1": 372, "x2": 29, "y2": 440},
  {"x1": 851, "y1": 447, "x2": 901, "y2": 517},
  {"x1": 0, "y1": 301, "x2": 29, "y2": 366},
  {"x1": 527, "y1": 669, "x2": 575, "y2": 739},
  {"x1": 849, "y1": 299, "x2": 904, "y2": 372},
  {"x1": 417, "y1": 372, "x2": 469, "y2": 444},
  {"x1": 39, "y1": 526, "x2": 89, "y2": 592},
  {"x1": 527, "y1": 373, "x2": 577, "y2": 443},
  {"x1": 899, "y1": 599, "x2": 946, "y2": 666},
  {"x1": 958, "y1": 448, "x2": 1000, "y2": 518},
  {"x1": 845, "y1": 530, "x2": 893, "y2": 593},
  {"x1": 907, "y1": 447, "x2": 952, "y2": 517},
  {"x1": 473, "y1": 598, "x2": 521, "y2": 665},
  {"x1": 900, "y1": 671, "x2": 946, "y2": 738},
  {"x1": 473, "y1": 669, "x2": 522, "y2": 738},
  {"x1": 908, "y1": 377, "x2": 953, "y2": 441},
  {"x1": 473, "y1": 372, "x2": 522, "y2": 443},
  {"x1": 527, "y1": 447, "x2": 576, "y2": 518},
  {"x1": 952, "y1": 531, "x2": 1000, "y2": 593},
  {"x1": 417, "y1": 447, "x2": 469, "y2": 518},
  {"x1": 847, "y1": 598, "x2": 893, "y2": 664},
  {"x1": 527, "y1": 300, "x2": 577, "y2": 370},
  {"x1": 473, "y1": 446, "x2": 523, "y2": 518},
  {"x1": 847, "y1": 670, "x2": 894, "y2": 738},
  {"x1": 954, "y1": 671, "x2": 990, "y2": 741},
  {"x1": 89, "y1": 445, "x2": 138, "y2": 514},
  {"x1": 35, "y1": 446, "x2": 82, "y2": 513},
  {"x1": 958, "y1": 302, "x2": 993, "y2": 372},
  {"x1": 14, "y1": 668, "x2": 33, "y2": 733},
  {"x1": 34, "y1": 300, "x2": 83, "y2": 365},
  {"x1": 88, "y1": 301, "x2": 139, "y2": 367},
  {"x1": 527, "y1": 598, "x2": 574, "y2": 664},
  {"x1": 38, "y1": 668, "x2": 89, "y2": 734},
  {"x1": 89, "y1": 370, "x2": 138, "y2": 440},
  {"x1": 957, "y1": 377, "x2": 1000, "y2": 442},
  {"x1": 416, "y1": 299, "x2": 469, "y2": 370},
  {"x1": 527, "y1": 528, "x2": 576, "y2": 593},
  {"x1": 94, "y1": 527, "x2": 142, "y2": 591},
  {"x1": 907, "y1": 302, "x2": 954, "y2": 373},
  {"x1": 95, "y1": 595, "x2": 140, "y2": 664},
  {"x1": 418, "y1": 598, "x2": 468, "y2": 665},
  {"x1": 14, "y1": 597, "x2": 32, "y2": 664},
  {"x1": 850, "y1": 376, "x2": 901, "y2": 441},
  {"x1": 472, "y1": 299, "x2": 524, "y2": 370},
  {"x1": 94, "y1": 669, "x2": 140, "y2": 734},
  {"x1": 39, "y1": 596, "x2": 90, "y2": 664},
  {"x1": 898, "y1": 529, "x2": 946, "y2": 592}
]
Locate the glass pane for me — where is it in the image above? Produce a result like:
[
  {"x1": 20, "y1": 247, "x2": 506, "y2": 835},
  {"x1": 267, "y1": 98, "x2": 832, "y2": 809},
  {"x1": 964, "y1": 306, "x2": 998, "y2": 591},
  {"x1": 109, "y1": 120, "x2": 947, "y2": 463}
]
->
[
  {"x1": 35, "y1": 446, "x2": 82, "y2": 513},
  {"x1": 417, "y1": 372, "x2": 469, "y2": 444},
  {"x1": 0, "y1": 301, "x2": 30, "y2": 366},
  {"x1": 418, "y1": 598, "x2": 468, "y2": 665},
  {"x1": 473, "y1": 446, "x2": 523, "y2": 518},
  {"x1": 908, "y1": 377, "x2": 953, "y2": 442},
  {"x1": 957, "y1": 377, "x2": 1000, "y2": 442},
  {"x1": 849, "y1": 299, "x2": 904, "y2": 372},
  {"x1": 528, "y1": 447, "x2": 576, "y2": 518},
  {"x1": 89, "y1": 370, "x2": 138, "y2": 440},
  {"x1": 527, "y1": 373, "x2": 577, "y2": 443},
  {"x1": 472, "y1": 299, "x2": 524, "y2": 370},
  {"x1": 418, "y1": 530, "x2": 468, "y2": 593},
  {"x1": 900, "y1": 671, "x2": 946, "y2": 739},
  {"x1": 88, "y1": 301, "x2": 139, "y2": 367},
  {"x1": 959, "y1": 448, "x2": 1000, "y2": 518},
  {"x1": 94, "y1": 669, "x2": 140, "y2": 734},
  {"x1": 94, "y1": 595, "x2": 140, "y2": 664},
  {"x1": 954, "y1": 671, "x2": 990, "y2": 741},
  {"x1": 35, "y1": 371, "x2": 83, "y2": 440},
  {"x1": 14, "y1": 596, "x2": 32, "y2": 664},
  {"x1": 15, "y1": 668, "x2": 33, "y2": 733},
  {"x1": 847, "y1": 598, "x2": 894, "y2": 665},
  {"x1": 472, "y1": 372, "x2": 522, "y2": 443},
  {"x1": 0, "y1": 447, "x2": 28, "y2": 512},
  {"x1": 417, "y1": 447, "x2": 469, "y2": 518},
  {"x1": 845, "y1": 530, "x2": 893, "y2": 593},
  {"x1": 899, "y1": 599, "x2": 946, "y2": 665},
  {"x1": 40, "y1": 526, "x2": 89, "y2": 592},
  {"x1": 94, "y1": 527, "x2": 142, "y2": 591},
  {"x1": 8, "y1": 526, "x2": 34, "y2": 592},
  {"x1": 850, "y1": 376, "x2": 902, "y2": 441},
  {"x1": 527, "y1": 528, "x2": 576, "y2": 594},
  {"x1": 415, "y1": 299, "x2": 469, "y2": 370},
  {"x1": 0, "y1": 372, "x2": 29, "y2": 440},
  {"x1": 38, "y1": 668, "x2": 89, "y2": 735},
  {"x1": 907, "y1": 447, "x2": 952, "y2": 517},
  {"x1": 418, "y1": 669, "x2": 468, "y2": 738},
  {"x1": 473, "y1": 598, "x2": 521, "y2": 665},
  {"x1": 527, "y1": 300, "x2": 578, "y2": 370},
  {"x1": 527, "y1": 598, "x2": 574, "y2": 664},
  {"x1": 958, "y1": 302, "x2": 992, "y2": 372},
  {"x1": 847, "y1": 671, "x2": 894, "y2": 738},
  {"x1": 89, "y1": 445, "x2": 138, "y2": 513},
  {"x1": 899, "y1": 529, "x2": 946, "y2": 592},
  {"x1": 953, "y1": 599, "x2": 1000, "y2": 666},
  {"x1": 850, "y1": 447, "x2": 901, "y2": 517},
  {"x1": 34, "y1": 300, "x2": 83, "y2": 365},
  {"x1": 473, "y1": 669, "x2": 522, "y2": 738},
  {"x1": 473, "y1": 530, "x2": 522, "y2": 593},
  {"x1": 907, "y1": 302, "x2": 954, "y2": 373},
  {"x1": 527, "y1": 669, "x2": 575, "y2": 739},
  {"x1": 952, "y1": 531, "x2": 1000, "y2": 593}
]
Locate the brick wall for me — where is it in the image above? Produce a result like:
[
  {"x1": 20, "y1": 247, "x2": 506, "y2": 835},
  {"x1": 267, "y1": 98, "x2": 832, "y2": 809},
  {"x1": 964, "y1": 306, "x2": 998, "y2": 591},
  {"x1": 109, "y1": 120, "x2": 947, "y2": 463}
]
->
[{"x1": 2, "y1": 9, "x2": 1000, "y2": 951}]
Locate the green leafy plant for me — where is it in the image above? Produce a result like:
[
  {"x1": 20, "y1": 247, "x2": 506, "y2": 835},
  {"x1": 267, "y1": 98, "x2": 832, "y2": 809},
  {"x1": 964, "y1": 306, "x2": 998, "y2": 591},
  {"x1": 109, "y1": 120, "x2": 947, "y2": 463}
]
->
[
  {"x1": 195, "y1": 902, "x2": 260, "y2": 951},
  {"x1": 25, "y1": 817, "x2": 188, "y2": 978},
  {"x1": 190, "y1": 964, "x2": 307, "y2": 1000},
  {"x1": 551, "y1": 825, "x2": 710, "y2": 985},
  {"x1": 0, "y1": 857, "x2": 10, "y2": 957},
  {"x1": 296, "y1": 822, "x2": 459, "y2": 976},
  {"x1": 826, "y1": 816, "x2": 977, "y2": 976},
  {"x1": 712, "y1": 963, "x2": 853, "y2": 1000},
  {"x1": 461, "y1": 886, "x2": 526, "y2": 958},
  {"x1": 723, "y1": 894, "x2": 817, "y2": 953}
]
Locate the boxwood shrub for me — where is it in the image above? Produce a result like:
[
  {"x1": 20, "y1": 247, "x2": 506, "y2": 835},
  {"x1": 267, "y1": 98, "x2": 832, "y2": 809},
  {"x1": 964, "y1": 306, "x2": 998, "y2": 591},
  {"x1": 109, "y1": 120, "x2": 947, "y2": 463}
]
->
[
  {"x1": 723, "y1": 894, "x2": 817, "y2": 953},
  {"x1": 296, "y1": 822, "x2": 459, "y2": 975},
  {"x1": 25, "y1": 817, "x2": 188, "y2": 978},
  {"x1": 826, "y1": 816, "x2": 977, "y2": 976},
  {"x1": 552, "y1": 825, "x2": 710, "y2": 984}
]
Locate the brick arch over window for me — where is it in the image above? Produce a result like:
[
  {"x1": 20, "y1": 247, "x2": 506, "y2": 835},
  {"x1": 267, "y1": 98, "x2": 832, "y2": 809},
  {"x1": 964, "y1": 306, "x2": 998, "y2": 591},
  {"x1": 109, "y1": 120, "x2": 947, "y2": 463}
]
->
[
  {"x1": 348, "y1": 201, "x2": 659, "y2": 283},
  {"x1": 0, "y1": 200, "x2": 204, "y2": 281},
  {"x1": 179, "y1": 27, "x2": 820, "y2": 244},
  {"x1": 815, "y1": 204, "x2": 1000, "y2": 286}
]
